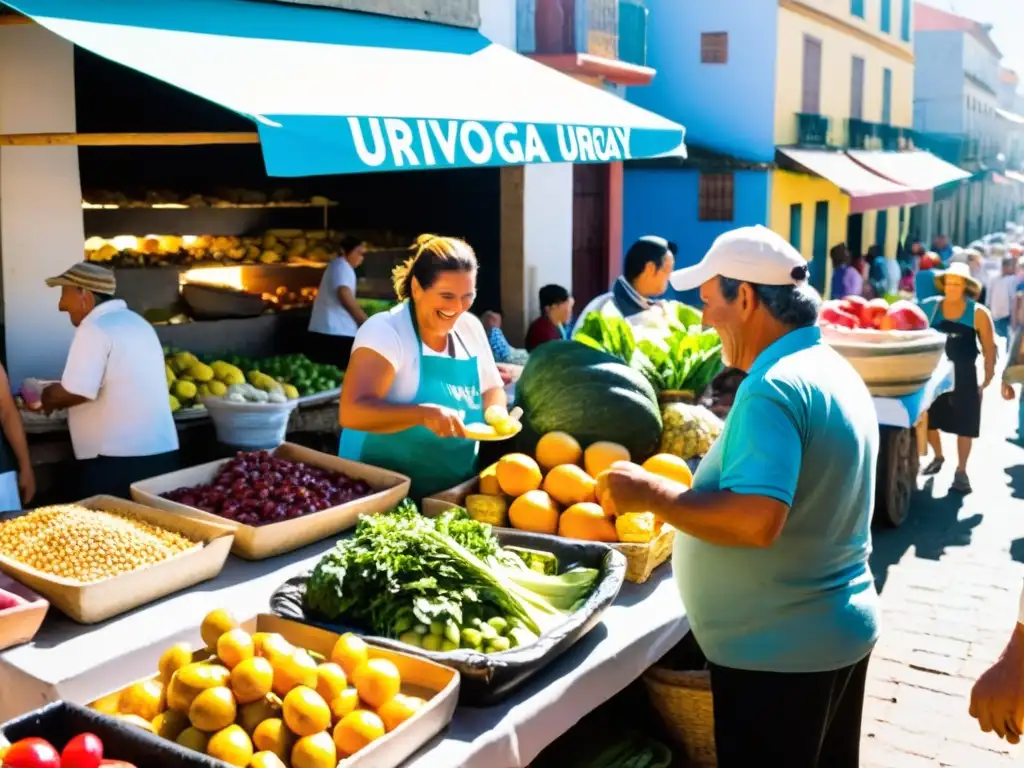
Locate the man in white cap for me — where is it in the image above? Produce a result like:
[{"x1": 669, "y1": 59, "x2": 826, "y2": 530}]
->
[
  {"x1": 597, "y1": 226, "x2": 879, "y2": 768},
  {"x1": 40, "y1": 263, "x2": 179, "y2": 497}
]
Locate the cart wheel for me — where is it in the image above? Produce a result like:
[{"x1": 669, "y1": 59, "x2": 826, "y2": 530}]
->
[{"x1": 874, "y1": 426, "x2": 919, "y2": 528}]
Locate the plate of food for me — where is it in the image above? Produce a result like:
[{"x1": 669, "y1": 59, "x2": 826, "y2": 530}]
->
[{"x1": 463, "y1": 406, "x2": 523, "y2": 442}]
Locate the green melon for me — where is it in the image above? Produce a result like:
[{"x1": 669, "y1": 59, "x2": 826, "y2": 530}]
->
[{"x1": 515, "y1": 341, "x2": 662, "y2": 462}]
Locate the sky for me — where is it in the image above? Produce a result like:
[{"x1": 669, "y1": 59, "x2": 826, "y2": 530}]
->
[{"x1": 921, "y1": 0, "x2": 1024, "y2": 77}]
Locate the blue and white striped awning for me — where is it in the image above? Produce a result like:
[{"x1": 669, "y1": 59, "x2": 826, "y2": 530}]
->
[{"x1": 5, "y1": 0, "x2": 687, "y2": 177}]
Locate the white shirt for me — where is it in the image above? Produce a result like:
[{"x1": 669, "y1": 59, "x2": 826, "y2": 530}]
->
[
  {"x1": 308, "y1": 257, "x2": 358, "y2": 336},
  {"x1": 988, "y1": 274, "x2": 1018, "y2": 321},
  {"x1": 351, "y1": 303, "x2": 503, "y2": 403},
  {"x1": 62, "y1": 300, "x2": 179, "y2": 460}
]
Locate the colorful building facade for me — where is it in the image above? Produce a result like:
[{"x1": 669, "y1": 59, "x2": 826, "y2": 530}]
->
[{"x1": 625, "y1": 0, "x2": 968, "y2": 299}]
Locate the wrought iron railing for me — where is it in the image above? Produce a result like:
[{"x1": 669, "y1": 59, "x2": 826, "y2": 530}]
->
[{"x1": 796, "y1": 113, "x2": 831, "y2": 147}]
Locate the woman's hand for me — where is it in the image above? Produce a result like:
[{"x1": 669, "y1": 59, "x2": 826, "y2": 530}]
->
[
  {"x1": 1004, "y1": 382, "x2": 1017, "y2": 401},
  {"x1": 417, "y1": 404, "x2": 466, "y2": 438},
  {"x1": 18, "y1": 465, "x2": 35, "y2": 505},
  {"x1": 596, "y1": 461, "x2": 670, "y2": 519},
  {"x1": 970, "y1": 625, "x2": 1024, "y2": 743}
]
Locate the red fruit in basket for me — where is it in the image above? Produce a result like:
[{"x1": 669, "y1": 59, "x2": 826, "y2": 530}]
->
[
  {"x1": 881, "y1": 300, "x2": 929, "y2": 331},
  {"x1": 820, "y1": 303, "x2": 860, "y2": 329},
  {"x1": 860, "y1": 298, "x2": 890, "y2": 329},
  {"x1": 840, "y1": 294, "x2": 868, "y2": 315},
  {"x1": 1, "y1": 737, "x2": 61, "y2": 768},
  {"x1": 60, "y1": 733, "x2": 103, "y2": 768}
]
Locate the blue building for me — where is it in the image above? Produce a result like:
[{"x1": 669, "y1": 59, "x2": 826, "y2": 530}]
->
[{"x1": 623, "y1": 0, "x2": 777, "y2": 301}]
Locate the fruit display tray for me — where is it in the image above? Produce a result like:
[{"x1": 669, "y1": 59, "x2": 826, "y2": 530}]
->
[
  {"x1": 0, "y1": 574, "x2": 48, "y2": 653},
  {"x1": 423, "y1": 472, "x2": 675, "y2": 584},
  {"x1": 130, "y1": 443, "x2": 411, "y2": 560},
  {"x1": 0, "y1": 496, "x2": 235, "y2": 625},
  {"x1": 90, "y1": 614, "x2": 460, "y2": 768}
]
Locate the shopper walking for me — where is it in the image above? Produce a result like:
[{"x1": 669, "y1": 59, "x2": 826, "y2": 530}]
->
[
  {"x1": 920, "y1": 263, "x2": 997, "y2": 493},
  {"x1": 598, "y1": 226, "x2": 879, "y2": 768},
  {"x1": 829, "y1": 243, "x2": 862, "y2": 299},
  {"x1": 987, "y1": 256, "x2": 1019, "y2": 346}
]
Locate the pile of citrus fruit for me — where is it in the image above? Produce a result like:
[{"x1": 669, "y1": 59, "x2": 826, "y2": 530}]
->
[
  {"x1": 101, "y1": 609, "x2": 426, "y2": 767},
  {"x1": 467, "y1": 433, "x2": 692, "y2": 544}
]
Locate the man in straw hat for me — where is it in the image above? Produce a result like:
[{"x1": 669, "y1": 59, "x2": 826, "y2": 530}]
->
[
  {"x1": 597, "y1": 226, "x2": 879, "y2": 768},
  {"x1": 40, "y1": 263, "x2": 179, "y2": 497},
  {"x1": 919, "y1": 262, "x2": 997, "y2": 493}
]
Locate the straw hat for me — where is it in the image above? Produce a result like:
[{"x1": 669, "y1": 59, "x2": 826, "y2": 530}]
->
[
  {"x1": 934, "y1": 262, "x2": 982, "y2": 299},
  {"x1": 44, "y1": 262, "x2": 116, "y2": 295}
]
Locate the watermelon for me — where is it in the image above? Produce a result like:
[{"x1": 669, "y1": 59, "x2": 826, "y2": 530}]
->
[{"x1": 515, "y1": 341, "x2": 663, "y2": 462}]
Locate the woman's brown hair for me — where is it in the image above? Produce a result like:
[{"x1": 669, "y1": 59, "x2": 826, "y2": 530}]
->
[{"x1": 391, "y1": 234, "x2": 477, "y2": 301}]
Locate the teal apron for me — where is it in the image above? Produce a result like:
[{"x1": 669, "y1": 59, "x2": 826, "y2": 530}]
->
[{"x1": 338, "y1": 302, "x2": 483, "y2": 500}]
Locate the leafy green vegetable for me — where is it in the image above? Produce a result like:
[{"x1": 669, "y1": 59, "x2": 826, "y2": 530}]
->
[
  {"x1": 304, "y1": 502, "x2": 596, "y2": 641},
  {"x1": 575, "y1": 301, "x2": 723, "y2": 396}
]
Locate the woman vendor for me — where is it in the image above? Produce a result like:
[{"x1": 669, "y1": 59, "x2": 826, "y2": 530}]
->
[
  {"x1": 571, "y1": 236, "x2": 676, "y2": 336},
  {"x1": 338, "y1": 235, "x2": 505, "y2": 499},
  {"x1": 920, "y1": 262, "x2": 997, "y2": 494}
]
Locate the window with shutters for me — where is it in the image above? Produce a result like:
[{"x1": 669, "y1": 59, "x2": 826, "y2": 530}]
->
[
  {"x1": 880, "y1": 0, "x2": 891, "y2": 32},
  {"x1": 802, "y1": 36, "x2": 823, "y2": 114},
  {"x1": 851, "y1": 0, "x2": 865, "y2": 18},
  {"x1": 900, "y1": 0, "x2": 911, "y2": 41},
  {"x1": 698, "y1": 174, "x2": 735, "y2": 222},
  {"x1": 701, "y1": 32, "x2": 728, "y2": 64},
  {"x1": 850, "y1": 56, "x2": 865, "y2": 120},
  {"x1": 882, "y1": 68, "x2": 893, "y2": 124}
]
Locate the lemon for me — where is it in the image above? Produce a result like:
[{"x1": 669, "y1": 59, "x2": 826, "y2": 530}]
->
[
  {"x1": 206, "y1": 724, "x2": 253, "y2": 767},
  {"x1": 172, "y1": 380, "x2": 197, "y2": 401},
  {"x1": 169, "y1": 394, "x2": 181, "y2": 413},
  {"x1": 208, "y1": 380, "x2": 228, "y2": 396},
  {"x1": 188, "y1": 686, "x2": 237, "y2": 732}
]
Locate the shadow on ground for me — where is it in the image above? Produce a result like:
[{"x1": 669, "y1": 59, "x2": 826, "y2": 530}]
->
[{"x1": 870, "y1": 478, "x2": 977, "y2": 591}]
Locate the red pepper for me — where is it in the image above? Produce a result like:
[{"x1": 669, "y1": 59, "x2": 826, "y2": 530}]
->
[
  {"x1": 60, "y1": 734, "x2": 103, "y2": 768},
  {"x1": 1, "y1": 738, "x2": 61, "y2": 768}
]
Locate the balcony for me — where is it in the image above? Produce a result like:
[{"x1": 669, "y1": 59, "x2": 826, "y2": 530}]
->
[
  {"x1": 796, "y1": 113, "x2": 831, "y2": 147},
  {"x1": 516, "y1": 0, "x2": 654, "y2": 84},
  {"x1": 848, "y1": 120, "x2": 914, "y2": 151}
]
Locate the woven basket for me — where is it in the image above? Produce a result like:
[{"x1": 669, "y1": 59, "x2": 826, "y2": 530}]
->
[
  {"x1": 642, "y1": 665, "x2": 716, "y2": 766},
  {"x1": 613, "y1": 524, "x2": 675, "y2": 583}
]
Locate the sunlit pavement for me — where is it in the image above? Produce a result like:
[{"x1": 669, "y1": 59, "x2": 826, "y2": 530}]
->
[{"x1": 864, "y1": 384, "x2": 1024, "y2": 766}]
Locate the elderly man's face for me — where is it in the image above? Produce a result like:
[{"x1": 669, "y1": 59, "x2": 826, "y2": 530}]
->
[
  {"x1": 699, "y1": 276, "x2": 756, "y2": 367},
  {"x1": 58, "y1": 286, "x2": 95, "y2": 327}
]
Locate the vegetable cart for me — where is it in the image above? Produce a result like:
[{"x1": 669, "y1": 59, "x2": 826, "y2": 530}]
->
[{"x1": 871, "y1": 358, "x2": 954, "y2": 527}]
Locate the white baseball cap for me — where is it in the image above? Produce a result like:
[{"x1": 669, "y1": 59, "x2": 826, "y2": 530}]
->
[{"x1": 669, "y1": 225, "x2": 810, "y2": 292}]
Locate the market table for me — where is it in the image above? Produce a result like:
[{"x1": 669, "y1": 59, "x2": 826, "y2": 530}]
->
[
  {"x1": 0, "y1": 539, "x2": 337, "y2": 721},
  {"x1": 404, "y1": 568, "x2": 688, "y2": 768}
]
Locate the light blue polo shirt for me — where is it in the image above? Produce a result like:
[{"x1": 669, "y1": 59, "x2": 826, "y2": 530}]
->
[{"x1": 673, "y1": 325, "x2": 880, "y2": 673}]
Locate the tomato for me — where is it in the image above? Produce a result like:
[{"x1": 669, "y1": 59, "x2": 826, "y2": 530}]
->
[
  {"x1": 60, "y1": 734, "x2": 103, "y2": 768},
  {"x1": 1, "y1": 737, "x2": 60, "y2": 768}
]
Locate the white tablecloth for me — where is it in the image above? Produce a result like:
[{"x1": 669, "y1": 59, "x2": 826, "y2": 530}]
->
[{"x1": 404, "y1": 569, "x2": 688, "y2": 768}]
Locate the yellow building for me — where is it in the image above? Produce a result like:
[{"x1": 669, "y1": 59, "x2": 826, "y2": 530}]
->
[{"x1": 767, "y1": 0, "x2": 919, "y2": 296}]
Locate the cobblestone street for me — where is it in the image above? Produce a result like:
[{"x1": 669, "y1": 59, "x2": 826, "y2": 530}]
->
[{"x1": 864, "y1": 390, "x2": 1024, "y2": 766}]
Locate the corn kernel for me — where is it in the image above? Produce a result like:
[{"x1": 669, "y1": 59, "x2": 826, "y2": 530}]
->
[{"x1": 0, "y1": 505, "x2": 197, "y2": 583}]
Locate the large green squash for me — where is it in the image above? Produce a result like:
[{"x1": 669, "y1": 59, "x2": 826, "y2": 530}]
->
[{"x1": 515, "y1": 341, "x2": 663, "y2": 462}]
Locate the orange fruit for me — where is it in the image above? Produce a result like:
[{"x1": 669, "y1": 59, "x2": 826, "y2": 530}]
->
[
  {"x1": 330, "y1": 633, "x2": 369, "y2": 678},
  {"x1": 282, "y1": 685, "x2": 331, "y2": 737},
  {"x1": 508, "y1": 490, "x2": 560, "y2": 535},
  {"x1": 584, "y1": 442, "x2": 631, "y2": 478},
  {"x1": 559, "y1": 502, "x2": 619, "y2": 542},
  {"x1": 217, "y1": 628, "x2": 255, "y2": 670},
  {"x1": 542, "y1": 464, "x2": 597, "y2": 506},
  {"x1": 238, "y1": 698, "x2": 279, "y2": 735},
  {"x1": 158, "y1": 642, "x2": 193, "y2": 685},
  {"x1": 252, "y1": 718, "x2": 293, "y2": 760},
  {"x1": 479, "y1": 463, "x2": 501, "y2": 495},
  {"x1": 291, "y1": 731, "x2": 337, "y2": 768},
  {"x1": 118, "y1": 679, "x2": 165, "y2": 721},
  {"x1": 351, "y1": 658, "x2": 401, "y2": 709},
  {"x1": 535, "y1": 432, "x2": 583, "y2": 471},
  {"x1": 230, "y1": 656, "x2": 274, "y2": 704},
  {"x1": 315, "y1": 662, "x2": 348, "y2": 704},
  {"x1": 272, "y1": 648, "x2": 318, "y2": 696},
  {"x1": 188, "y1": 686, "x2": 237, "y2": 732},
  {"x1": 616, "y1": 511, "x2": 657, "y2": 543},
  {"x1": 206, "y1": 724, "x2": 253, "y2": 767},
  {"x1": 200, "y1": 609, "x2": 239, "y2": 649},
  {"x1": 496, "y1": 453, "x2": 543, "y2": 496},
  {"x1": 377, "y1": 693, "x2": 426, "y2": 732},
  {"x1": 329, "y1": 688, "x2": 360, "y2": 722},
  {"x1": 255, "y1": 633, "x2": 294, "y2": 663},
  {"x1": 250, "y1": 753, "x2": 288, "y2": 768},
  {"x1": 333, "y1": 709, "x2": 386, "y2": 756},
  {"x1": 642, "y1": 453, "x2": 693, "y2": 488}
]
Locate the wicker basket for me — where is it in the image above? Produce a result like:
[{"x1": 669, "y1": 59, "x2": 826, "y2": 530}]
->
[
  {"x1": 642, "y1": 664, "x2": 716, "y2": 766},
  {"x1": 615, "y1": 524, "x2": 675, "y2": 583}
]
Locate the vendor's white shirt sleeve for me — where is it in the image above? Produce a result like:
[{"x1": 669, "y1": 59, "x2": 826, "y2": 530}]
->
[
  {"x1": 571, "y1": 292, "x2": 612, "y2": 337},
  {"x1": 352, "y1": 305, "x2": 503, "y2": 402},
  {"x1": 308, "y1": 258, "x2": 358, "y2": 337},
  {"x1": 62, "y1": 300, "x2": 179, "y2": 460}
]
